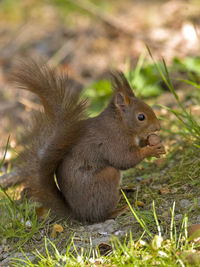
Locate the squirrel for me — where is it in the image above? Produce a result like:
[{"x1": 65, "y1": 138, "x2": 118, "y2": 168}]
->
[{"x1": 9, "y1": 59, "x2": 165, "y2": 223}]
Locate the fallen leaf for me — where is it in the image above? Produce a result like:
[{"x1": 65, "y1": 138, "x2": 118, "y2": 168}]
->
[
  {"x1": 135, "y1": 201, "x2": 145, "y2": 207},
  {"x1": 141, "y1": 177, "x2": 153, "y2": 184},
  {"x1": 121, "y1": 184, "x2": 135, "y2": 192},
  {"x1": 159, "y1": 187, "x2": 170, "y2": 195},
  {"x1": 98, "y1": 243, "x2": 112, "y2": 256},
  {"x1": 50, "y1": 223, "x2": 64, "y2": 238}
]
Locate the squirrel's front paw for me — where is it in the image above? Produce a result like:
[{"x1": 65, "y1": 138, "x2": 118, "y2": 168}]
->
[{"x1": 142, "y1": 143, "x2": 166, "y2": 158}]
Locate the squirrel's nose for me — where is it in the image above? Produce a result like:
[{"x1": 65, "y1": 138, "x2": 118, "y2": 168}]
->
[
  {"x1": 150, "y1": 121, "x2": 161, "y2": 132},
  {"x1": 154, "y1": 121, "x2": 161, "y2": 132}
]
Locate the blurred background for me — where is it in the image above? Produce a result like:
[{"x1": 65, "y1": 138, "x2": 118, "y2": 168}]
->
[{"x1": 0, "y1": 0, "x2": 200, "y2": 158}]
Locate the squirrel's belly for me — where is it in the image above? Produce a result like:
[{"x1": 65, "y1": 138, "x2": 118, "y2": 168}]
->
[{"x1": 57, "y1": 162, "x2": 121, "y2": 222}]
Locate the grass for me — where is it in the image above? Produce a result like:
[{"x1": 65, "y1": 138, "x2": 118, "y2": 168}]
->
[
  {"x1": 84, "y1": 50, "x2": 200, "y2": 120},
  {"x1": 0, "y1": 195, "x2": 46, "y2": 248},
  {"x1": 0, "y1": 137, "x2": 46, "y2": 249},
  {"x1": 11, "y1": 201, "x2": 199, "y2": 266},
  {"x1": 1, "y1": 146, "x2": 199, "y2": 266},
  {"x1": 147, "y1": 46, "x2": 200, "y2": 148}
]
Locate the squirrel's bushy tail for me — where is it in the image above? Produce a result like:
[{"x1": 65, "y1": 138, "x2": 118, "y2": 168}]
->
[{"x1": 10, "y1": 59, "x2": 87, "y2": 216}]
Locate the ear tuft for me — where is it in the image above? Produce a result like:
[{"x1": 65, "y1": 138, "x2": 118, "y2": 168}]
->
[{"x1": 110, "y1": 71, "x2": 135, "y2": 97}]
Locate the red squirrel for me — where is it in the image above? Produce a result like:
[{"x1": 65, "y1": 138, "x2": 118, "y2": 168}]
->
[{"x1": 10, "y1": 60, "x2": 165, "y2": 223}]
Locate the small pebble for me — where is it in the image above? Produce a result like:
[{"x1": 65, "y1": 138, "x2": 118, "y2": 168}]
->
[
  {"x1": 0, "y1": 252, "x2": 9, "y2": 261},
  {"x1": 98, "y1": 232, "x2": 110, "y2": 236},
  {"x1": 171, "y1": 188, "x2": 178, "y2": 194},
  {"x1": 25, "y1": 220, "x2": 32, "y2": 229},
  {"x1": 136, "y1": 176, "x2": 143, "y2": 182},
  {"x1": 87, "y1": 219, "x2": 118, "y2": 234},
  {"x1": 197, "y1": 215, "x2": 200, "y2": 224},
  {"x1": 151, "y1": 184, "x2": 162, "y2": 190},
  {"x1": 79, "y1": 226, "x2": 85, "y2": 232},
  {"x1": 174, "y1": 214, "x2": 183, "y2": 221},
  {"x1": 180, "y1": 199, "x2": 191, "y2": 208},
  {"x1": 162, "y1": 211, "x2": 169, "y2": 217},
  {"x1": 181, "y1": 185, "x2": 188, "y2": 191},
  {"x1": 114, "y1": 230, "x2": 126, "y2": 237}
]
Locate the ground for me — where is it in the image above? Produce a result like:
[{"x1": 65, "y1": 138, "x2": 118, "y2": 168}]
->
[{"x1": 0, "y1": 0, "x2": 200, "y2": 266}]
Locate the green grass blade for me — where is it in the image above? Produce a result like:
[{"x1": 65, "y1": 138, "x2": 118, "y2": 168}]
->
[
  {"x1": 132, "y1": 50, "x2": 146, "y2": 85},
  {"x1": 121, "y1": 189, "x2": 152, "y2": 237},
  {"x1": 152, "y1": 201, "x2": 161, "y2": 237},
  {"x1": 0, "y1": 135, "x2": 10, "y2": 169},
  {"x1": 178, "y1": 79, "x2": 200, "y2": 89},
  {"x1": 170, "y1": 202, "x2": 176, "y2": 242}
]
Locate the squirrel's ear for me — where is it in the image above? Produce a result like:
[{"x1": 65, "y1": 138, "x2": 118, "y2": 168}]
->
[{"x1": 114, "y1": 91, "x2": 130, "y2": 113}]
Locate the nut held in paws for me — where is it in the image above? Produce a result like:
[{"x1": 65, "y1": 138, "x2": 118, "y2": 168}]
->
[{"x1": 147, "y1": 134, "x2": 161, "y2": 146}]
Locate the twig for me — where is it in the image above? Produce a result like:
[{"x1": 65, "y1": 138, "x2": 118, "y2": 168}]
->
[
  {"x1": 47, "y1": 39, "x2": 75, "y2": 67},
  {"x1": 47, "y1": 36, "x2": 87, "y2": 85},
  {"x1": 0, "y1": 169, "x2": 24, "y2": 189},
  {"x1": 0, "y1": 22, "x2": 32, "y2": 58},
  {"x1": 65, "y1": 0, "x2": 136, "y2": 37}
]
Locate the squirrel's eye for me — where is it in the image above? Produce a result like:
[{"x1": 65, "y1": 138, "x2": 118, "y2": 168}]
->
[{"x1": 137, "y1": 114, "x2": 145, "y2": 121}]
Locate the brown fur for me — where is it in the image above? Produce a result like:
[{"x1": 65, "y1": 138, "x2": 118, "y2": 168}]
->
[{"x1": 10, "y1": 60, "x2": 165, "y2": 222}]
